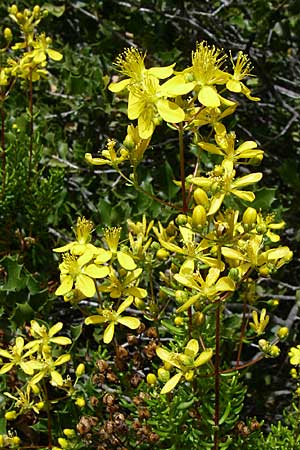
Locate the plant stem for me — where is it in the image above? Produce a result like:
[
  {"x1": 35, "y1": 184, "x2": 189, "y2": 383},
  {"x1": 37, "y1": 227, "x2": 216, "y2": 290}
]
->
[
  {"x1": 28, "y1": 70, "x2": 33, "y2": 186},
  {"x1": 178, "y1": 123, "x2": 188, "y2": 213},
  {"x1": 236, "y1": 299, "x2": 248, "y2": 367},
  {"x1": 213, "y1": 303, "x2": 221, "y2": 450},
  {"x1": 1, "y1": 102, "x2": 5, "y2": 198},
  {"x1": 42, "y1": 379, "x2": 52, "y2": 449},
  {"x1": 94, "y1": 280, "x2": 102, "y2": 308}
]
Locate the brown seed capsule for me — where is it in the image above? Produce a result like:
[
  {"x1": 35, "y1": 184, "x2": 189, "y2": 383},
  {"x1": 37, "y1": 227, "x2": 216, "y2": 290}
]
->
[
  {"x1": 106, "y1": 370, "x2": 119, "y2": 384},
  {"x1": 130, "y1": 373, "x2": 142, "y2": 387},
  {"x1": 138, "y1": 407, "x2": 151, "y2": 419},
  {"x1": 146, "y1": 327, "x2": 158, "y2": 338},
  {"x1": 97, "y1": 359, "x2": 109, "y2": 373},
  {"x1": 102, "y1": 393, "x2": 115, "y2": 406}
]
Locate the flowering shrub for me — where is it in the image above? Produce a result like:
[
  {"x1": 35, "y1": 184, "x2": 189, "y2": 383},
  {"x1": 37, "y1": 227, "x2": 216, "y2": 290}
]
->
[{"x1": 0, "y1": 4, "x2": 299, "y2": 450}]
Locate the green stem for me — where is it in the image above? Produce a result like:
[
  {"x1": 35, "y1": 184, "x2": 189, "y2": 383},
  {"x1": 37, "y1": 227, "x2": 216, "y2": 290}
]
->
[
  {"x1": 1, "y1": 102, "x2": 5, "y2": 198},
  {"x1": 94, "y1": 280, "x2": 102, "y2": 308},
  {"x1": 42, "y1": 379, "x2": 52, "y2": 449},
  {"x1": 178, "y1": 123, "x2": 188, "y2": 213},
  {"x1": 27, "y1": 70, "x2": 33, "y2": 186},
  {"x1": 213, "y1": 303, "x2": 221, "y2": 450}
]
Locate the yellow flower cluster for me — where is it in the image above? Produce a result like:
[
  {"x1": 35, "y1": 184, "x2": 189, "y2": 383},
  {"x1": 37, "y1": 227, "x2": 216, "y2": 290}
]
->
[{"x1": 0, "y1": 4, "x2": 62, "y2": 93}]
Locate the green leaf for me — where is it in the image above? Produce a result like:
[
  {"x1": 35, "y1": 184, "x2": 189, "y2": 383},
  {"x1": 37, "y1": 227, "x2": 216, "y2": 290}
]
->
[
  {"x1": 44, "y1": 4, "x2": 65, "y2": 17},
  {"x1": 11, "y1": 302, "x2": 34, "y2": 326},
  {"x1": 250, "y1": 187, "x2": 277, "y2": 209},
  {"x1": 0, "y1": 256, "x2": 26, "y2": 292}
]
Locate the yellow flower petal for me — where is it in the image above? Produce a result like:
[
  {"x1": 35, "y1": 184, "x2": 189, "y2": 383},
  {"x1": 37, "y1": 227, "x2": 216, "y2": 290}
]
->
[
  {"x1": 117, "y1": 251, "x2": 137, "y2": 270},
  {"x1": 50, "y1": 337, "x2": 72, "y2": 346},
  {"x1": 138, "y1": 108, "x2": 155, "y2": 139},
  {"x1": 108, "y1": 78, "x2": 131, "y2": 93},
  {"x1": 147, "y1": 63, "x2": 175, "y2": 79},
  {"x1": 161, "y1": 372, "x2": 182, "y2": 394},
  {"x1": 128, "y1": 91, "x2": 145, "y2": 120},
  {"x1": 160, "y1": 76, "x2": 194, "y2": 96},
  {"x1": 232, "y1": 172, "x2": 262, "y2": 188},
  {"x1": 231, "y1": 189, "x2": 255, "y2": 202},
  {"x1": 55, "y1": 276, "x2": 73, "y2": 296},
  {"x1": 85, "y1": 315, "x2": 107, "y2": 325},
  {"x1": 47, "y1": 49, "x2": 63, "y2": 61},
  {"x1": 49, "y1": 322, "x2": 63, "y2": 337},
  {"x1": 194, "y1": 348, "x2": 213, "y2": 367},
  {"x1": 50, "y1": 370, "x2": 63, "y2": 386},
  {"x1": 226, "y1": 79, "x2": 242, "y2": 93},
  {"x1": 215, "y1": 276, "x2": 235, "y2": 292},
  {"x1": 0, "y1": 362, "x2": 14, "y2": 374},
  {"x1": 104, "y1": 322, "x2": 115, "y2": 344},
  {"x1": 198, "y1": 86, "x2": 220, "y2": 107},
  {"x1": 54, "y1": 354, "x2": 71, "y2": 366},
  {"x1": 76, "y1": 274, "x2": 95, "y2": 298},
  {"x1": 118, "y1": 316, "x2": 140, "y2": 329},
  {"x1": 207, "y1": 193, "x2": 225, "y2": 216},
  {"x1": 156, "y1": 99, "x2": 185, "y2": 123},
  {"x1": 84, "y1": 264, "x2": 110, "y2": 279},
  {"x1": 185, "y1": 339, "x2": 199, "y2": 357}
]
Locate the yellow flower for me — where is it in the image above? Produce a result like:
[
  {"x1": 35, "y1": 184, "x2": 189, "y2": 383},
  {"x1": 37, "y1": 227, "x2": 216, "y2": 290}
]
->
[
  {"x1": 24, "y1": 33, "x2": 63, "y2": 64},
  {"x1": 156, "y1": 339, "x2": 213, "y2": 394},
  {"x1": 174, "y1": 259, "x2": 235, "y2": 313},
  {"x1": 25, "y1": 321, "x2": 72, "y2": 357},
  {"x1": 53, "y1": 217, "x2": 99, "y2": 258},
  {"x1": 102, "y1": 227, "x2": 137, "y2": 270},
  {"x1": 198, "y1": 123, "x2": 264, "y2": 164},
  {"x1": 55, "y1": 253, "x2": 109, "y2": 298},
  {"x1": 85, "y1": 297, "x2": 140, "y2": 344},
  {"x1": 98, "y1": 267, "x2": 147, "y2": 300},
  {"x1": 30, "y1": 353, "x2": 71, "y2": 387},
  {"x1": 85, "y1": 139, "x2": 129, "y2": 167},
  {"x1": 249, "y1": 308, "x2": 269, "y2": 335},
  {"x1": 108, "y1": 47, "x2": 175, "y2": 92},
  {"x1": 127, "y1": 73, "x2": 187, "y2": 139},
  {"x1": 154, "y1": 223, "x2": 224, "y2": 270},
  {"x1": 0, "y1": 336, "x2": 42, "y2": 375},
  {"x1": 181, "y1": 41, "x2": 229, "y2": 108},
  {"x1": 189, "y1": 161, "x2": 262, "y2": 216},
  {"x1": 226, "y1": 51, "x2": 260, "y2": 101}
]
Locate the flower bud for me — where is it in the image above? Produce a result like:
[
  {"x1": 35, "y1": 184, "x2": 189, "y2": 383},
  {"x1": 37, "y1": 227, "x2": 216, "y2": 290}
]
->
[
  {"x1": 277, "y1": 326, "x2": 289, "y2": 340},
  {"x1": 290, "y1": 368, "x2": 298, "y2": 379},
  {"x1": 175, "y1": 290, "x2": 188, "y2": 305},
  {"x1": 11, "y1": 436, "x2": 21, "y2": 445},
  {"x1": 75, "y1": 397, "x2": 85, "y2": 408},
  {"x1": 9, "y1": 5, "x2": 18, "y2": 15},
  {"x1": 184, "y1": 370, "x2": 194, "y2": 381},
  {"x1": 75, "y1": 363, "x2": 85, "y2": 377},
  {"x1": 63, "y1": 429, "x2": 76, "y2": 437},
  {"x1": 192, "y1": 311, "x2": 205, "y2": 326},
  {"x1": 176, "y1": 214, "x2": 188, "y2": 226},
  {"x1": 4, "y1": 28, "x2": 12, "y2": 41},
  {"x1": 174, "y1": 316, "x2": 184, "y2": 326},
  {"x1": 35, "y1": 401, "x2": 44, "y2": 411},
  {"x1": 146, "y1": 373, "x2": 157, "y2": 385},
  {"x1": 134, "y1": 298, "x2": 146, "y2": 310},
  {"x1": 156, "y1": 248, "x2": 169, "y2": 260},
  {"x1": 242, "y1": 207, "x2": 257, "y2": 227},
  {"x1": 58, "y1": 437, "x2": 69, "y2": 448},
  {"x1": 192, "y1": 205, "x2": 207, "y2": 228},
  {"x1": 228, "y1": 267, "x2": 240, "y2": 282},
  {"x1": 33, "y1": 5, "x2": 41, "y2": 16},
  {"x1": 269, "y1": 345, "x2": 280, "y2": 358},
  {"x1": 5, "y1": 410, "x2": 17, "y2": 420},
  {"x1": 193, "y1": 188, "x2": 209, "y2": 207},
  {"x1": 157, "y1": 368, "x2": 170, "y2": 382},
  {"x1": 163, "y1": 361, "x2": 172, "y2": 371},
  {"x1": 258, "y1": 339, "x2": 268, "y2": 352}
]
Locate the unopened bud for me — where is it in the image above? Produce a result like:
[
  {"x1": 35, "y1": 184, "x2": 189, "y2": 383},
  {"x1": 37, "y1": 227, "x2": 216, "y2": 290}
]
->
[
  {"x1": 192, "y1": 204, "x2": 207, "y2": 228},
  {"x1": 156, "y1": 248, "x2": 169, "y2": 260},
  {"x1": 176, "y1": 214, "x2": 188, "y2": 226},
  {"x1": 193, "y1": 188, "x2": 209, "y2": 207},
  {"x1": 63, "y1": 428, "x2": 76, "y2": 437},
  {"x1": 75, "y1": 363, "x2": 85, "y2": 377},
  {"x1": 242, "y1": 207, "x2": 257, "y2": 227},
  {"x1": 9, "y1": 5, "x2": 18, "y2": 15},
  {"x1": 4, "y1": 27, "x2": 12, "y2": 41},
  {"x1": 5, "y1": 410, "x2": 17, "y2": 420},
  {"x1": 184, "y1": 370, "x2": 194, "y2": 381},
  {"x1": 146, "y1": 373, "x2": 157, "y2": 385},
  {"x1": 157, "y1": 368, "x2": 170, "y2": 383},
  {"x1": 269, "y1": 345, "x2": 280, "y2": 358},
  {"x1": 174, "y1": 316, "x2": 184, "y2": 326},
  {"x1": 58, "y1": 438, "x2": 69, "y2": 448},
  {"x1": 277, "y1": 327, "x2": 289, "y2": 340},
  {"x1": 33, "y1": 5, "x2": 41, "y2": 16},
  {"x1": 75, "y1": 397, "x2": 85, "y2": 408}
]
